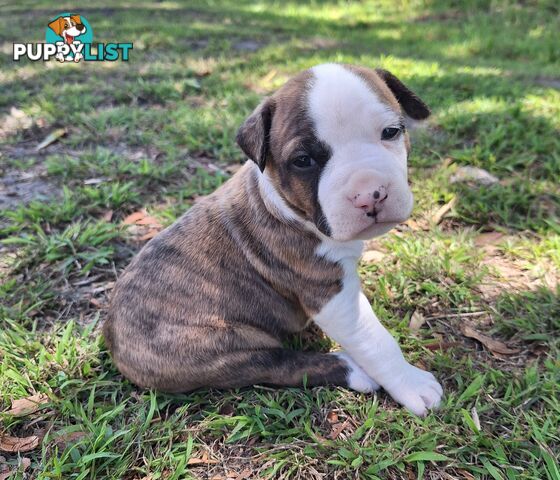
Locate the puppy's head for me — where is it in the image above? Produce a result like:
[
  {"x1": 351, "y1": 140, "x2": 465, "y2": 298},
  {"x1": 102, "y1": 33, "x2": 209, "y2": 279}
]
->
[
  {"x1": 237, "y1": 63, "x2": 430, "y2": 242},
  {"x1": 48, "y1": 15, "x2": 86, "y2": 43}
]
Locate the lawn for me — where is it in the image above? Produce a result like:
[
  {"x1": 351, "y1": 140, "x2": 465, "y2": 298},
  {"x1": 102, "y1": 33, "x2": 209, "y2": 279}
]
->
[{"x1": 1, "y1": 0, "x2": 559, "y2": 479}]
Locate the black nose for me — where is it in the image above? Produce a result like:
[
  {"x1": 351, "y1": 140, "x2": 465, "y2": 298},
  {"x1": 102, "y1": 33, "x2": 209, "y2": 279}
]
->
[{"x1": 76, "y1": 23, "x2": 85, "y2": 31}]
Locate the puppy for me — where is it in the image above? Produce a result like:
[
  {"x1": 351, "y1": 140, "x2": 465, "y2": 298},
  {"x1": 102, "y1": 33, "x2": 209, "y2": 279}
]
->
[
  {"x1": 103, "y1": 63, "x2": 443, "y2": 416},
  {"x1": 47, "y1": 14, "x2": 87, "y2": 63}
]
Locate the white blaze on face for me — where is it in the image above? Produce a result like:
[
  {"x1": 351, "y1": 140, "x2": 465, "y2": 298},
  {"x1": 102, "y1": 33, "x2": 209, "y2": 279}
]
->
[{"x1": 308, "y1": 64, "x2": 414, "y2": 241}]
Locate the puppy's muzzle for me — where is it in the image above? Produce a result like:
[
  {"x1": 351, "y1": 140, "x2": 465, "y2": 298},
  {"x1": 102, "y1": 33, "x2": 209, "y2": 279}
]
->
[{"x1": 351, "y1": 185, "x2": 388, "y2": 217}]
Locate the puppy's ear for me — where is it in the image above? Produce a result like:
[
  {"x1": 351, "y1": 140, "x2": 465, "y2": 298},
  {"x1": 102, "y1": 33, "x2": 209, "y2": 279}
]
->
[
  {"x1": 70, "y1": 15, "x2": 82, "y2": 25},
  {"x1": 375, "y1": 69, "x2": 430, "y2": 120},
  {"x1": 236, "y1": 97, "x2": 275, "y2": 172},
  {"x1": 48, "y1": 17, "x2": 65, "y2": 36}
]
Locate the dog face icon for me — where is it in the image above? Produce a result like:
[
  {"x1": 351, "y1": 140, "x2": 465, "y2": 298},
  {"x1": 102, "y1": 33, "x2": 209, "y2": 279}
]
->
[{"x1": 48, "y1": 15, "x2": 86, "y2": 44}]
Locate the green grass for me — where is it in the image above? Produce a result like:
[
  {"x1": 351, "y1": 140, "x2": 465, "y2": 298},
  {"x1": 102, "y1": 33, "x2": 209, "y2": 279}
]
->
[{"x1": 1, "y1": 0, "x2": 559, "y2": 478}]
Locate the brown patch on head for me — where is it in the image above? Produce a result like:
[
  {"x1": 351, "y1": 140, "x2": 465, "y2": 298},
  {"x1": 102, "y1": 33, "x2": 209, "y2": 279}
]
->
[
  {"x1": 343, "y1": 65, "x2": 430, "y2": 121},
  {"x1": 237, "y1": 70, "x2": 333, "y2": 235},
  {"x1": 343, "y1": 64, "x2": 402, "y2": 114},
  {"x1": 342, "y1": 64, "x2": 430, "y2": 153}
]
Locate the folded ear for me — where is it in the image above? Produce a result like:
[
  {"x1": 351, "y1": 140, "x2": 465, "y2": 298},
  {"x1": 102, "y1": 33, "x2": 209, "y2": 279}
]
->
[
  {"x1": 48, "y1": 17, "x2": 65, "y2": 36},
  {"x1": 70, "y1": 15, "x2": 82, "y2": 25},
  {"x1": 375, "y1": 69, "x2": 430, "y2": 120},
  {"x1": 236, "y1": 97, "x2": 275, "y2": 172}
]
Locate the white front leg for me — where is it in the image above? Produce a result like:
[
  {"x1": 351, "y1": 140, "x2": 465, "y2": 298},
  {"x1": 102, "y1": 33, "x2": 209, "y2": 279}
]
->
[{"x1": 313, "y1": 250, "x2": 443, "y2": 416}]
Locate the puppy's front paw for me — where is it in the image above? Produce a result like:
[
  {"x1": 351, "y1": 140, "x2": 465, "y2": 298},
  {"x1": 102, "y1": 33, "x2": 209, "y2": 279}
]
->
[
  {"x1": 333, "y1": 351, "x2": 380, "y2": 393},
  {"x1": 384, "y1": 363, "x2": 443, "y2": 417}
]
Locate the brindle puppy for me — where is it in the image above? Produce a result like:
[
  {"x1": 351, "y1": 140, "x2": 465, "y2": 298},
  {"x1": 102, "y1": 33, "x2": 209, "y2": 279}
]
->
[{"x1": 104, "y1": 63, "x2": 443, "y2": 416}]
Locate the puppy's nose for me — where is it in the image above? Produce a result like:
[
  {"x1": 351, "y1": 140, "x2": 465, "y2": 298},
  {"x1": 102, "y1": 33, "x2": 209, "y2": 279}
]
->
[
  {"x1": 351, "y1": 186, "x2": 388, "y2": 215},
  {"x1": 76, "y1": 23, "x2": 85, "y2": 31}
]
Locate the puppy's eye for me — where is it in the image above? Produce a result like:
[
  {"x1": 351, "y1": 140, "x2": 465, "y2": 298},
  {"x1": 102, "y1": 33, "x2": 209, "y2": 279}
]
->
[
  {"x1": 292, "y1": 155, "x2": 316, "y2": 170},
  {"x1": 381, "y1": 126, "x2": 403, "y2": 141}
]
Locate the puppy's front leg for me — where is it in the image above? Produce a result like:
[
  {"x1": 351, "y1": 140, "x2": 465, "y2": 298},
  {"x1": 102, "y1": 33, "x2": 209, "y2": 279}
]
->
[{"x1": 315, "y1": 289, "x2": 443, "y2": 416}]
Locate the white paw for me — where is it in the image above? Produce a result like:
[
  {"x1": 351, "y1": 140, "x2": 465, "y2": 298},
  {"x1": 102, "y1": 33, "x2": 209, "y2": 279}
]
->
[
  {"x1": 384, "y1": 363, "x2": 443, "y2": 417},
  {"x1": 333, "y1": 351, "x2": 380, "y2": 393}
]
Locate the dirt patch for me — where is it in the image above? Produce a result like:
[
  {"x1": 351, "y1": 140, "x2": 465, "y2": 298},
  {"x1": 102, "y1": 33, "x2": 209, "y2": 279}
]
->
[
  {"x1": 534, "y1": 77, "x2": 560, "y2": 90},
  {"x1": 0, "y1": 168, "x2": 58, "y2": 210}
]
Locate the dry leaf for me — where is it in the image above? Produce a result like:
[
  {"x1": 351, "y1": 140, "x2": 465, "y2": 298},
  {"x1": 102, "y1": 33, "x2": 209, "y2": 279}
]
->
[
  {"x1": 408, "y1": 310, "x2": 426, "y2": 332},
  {"x1": 361, "y1": 250, "x2": 386, "y2": 263},
  {"x1": 450, "y1": 166, "x2": 499, "y2": 186},
  {"x1": 83, "y1": 177, "x2": 109, "y2": 185},
  {"x1": 471, "y1": 406, "x2": 481, "y2": 431},
  {"x1": 431, "y1": 197, "x2": 457, "y2": 225},
  {"x1": 6, "y1": 393, "x2": 48, "y2": 417},
  {"x1": 123, "y1": 210, "x2": 159, "y2": 226},
  {"x1": 21, "y1": 458, "x2": 31, "y2": 471},
  {"x1": 187, "y1": 454, "x2": 218, "y2": 465},
  {"x1": 101, "y1": 210, "x2": 114, "y2": 222},
  {"x1": 474, "y1": 232, "x2": 504, "y2": 247},
  {"x1": 326, "y1": 410, "x2": 338, "y2": 424},
  {"x1": 0, "y1": 434, "x2": 40, "y2": 453},
  {"x1": 327, "y1": 420, "x2": 349, "y2": 440},
  {"x1": 460, "y1": 324, "x2": 520, "y2": 355},
  {"x1": 122, "y1": 209, "x2": 163, "y2": 242},
  {"x1": 405, "y1": 218, "x2": 425, "y2": 231},
  {"x1": 35, "y1": 128, "x2": 66, "y2": 151},
  {"x1": 54, "y1": 431, "x2": 87, "y2": 447}
]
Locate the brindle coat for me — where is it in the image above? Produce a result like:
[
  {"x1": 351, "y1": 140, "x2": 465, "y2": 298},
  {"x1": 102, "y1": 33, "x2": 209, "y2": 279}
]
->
[{"x1": 103, "y1": 66, "x2": 430, "y2": 392}]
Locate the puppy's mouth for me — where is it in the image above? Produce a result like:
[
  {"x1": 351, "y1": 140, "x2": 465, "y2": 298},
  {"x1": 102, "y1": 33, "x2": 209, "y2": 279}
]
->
[{"x1": 65, "y1": 33, "x2": 74, "y2": 43}]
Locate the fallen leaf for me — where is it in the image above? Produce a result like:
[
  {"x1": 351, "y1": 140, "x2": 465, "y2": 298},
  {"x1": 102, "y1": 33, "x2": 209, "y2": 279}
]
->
[
  {"x1": 326, "y1": 410, "x2": 338, "y2": 424},
  {"x1": 450, "y1": 166, "x2": 499, "y2": 186},
  {"x1": 123, "y1": 210, "x2": 156, "y2": 226},
  {"x1": 53, "y1": 430, "x2": 88, "y2": 447},
  {"x1": 405, "y1": 218, "x2": 425, "y2": 231},
  {"x1": 101, "y1": 210, "x2": 114, "y2": 222},
  {"x1": 460, "y1": 323, "x2": 520, "y2": 355},
  {"x1": 187, "y1": 452, "x2": 219, "y2": 465},
  {"x1": 471, "y1": 406, "x2": 481, "y2": 431},
  {"x1": 21, "y1": 458, "x2": 31, "y2": 471},
  {"x1": 408, "y1": 310, "x2": 426, "y2": 332},
  {"x1": 431, "y1": 197, "x2": 457, "y2": 225},
  {"x1": 35, "y1": 128, "x2": 66, "y2": 152},
  {"x1": 122, "y1": 209, "x2": 163, "y2": 242},
  {"x1": 361, "y1": 250, "x2": 386, "y2": 263},
  {"x1": 0, "y1": 434, "x2": 40, "y2": 453},
  {"x1": 83, "y1": 177, "x2": 109, "y2": 185},
  {"x1": 5, "y1": 393, "x2": 48, "y2": 417},
  {"x1": 474, "y1": 232, "x2": 504, "y2": 247},
  {"x1": 327, "y1": 420, "x2": 349, "y2": 440}
]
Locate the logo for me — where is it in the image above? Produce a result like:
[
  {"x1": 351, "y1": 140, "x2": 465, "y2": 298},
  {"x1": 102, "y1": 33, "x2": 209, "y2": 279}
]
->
[{"x1": 13, "y1": 13, "x2": 133, "y2": 63}]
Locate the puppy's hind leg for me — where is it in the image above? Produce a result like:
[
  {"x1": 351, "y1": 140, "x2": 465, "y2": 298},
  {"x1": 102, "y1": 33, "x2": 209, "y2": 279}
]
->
[{"x1": 200, "y1": 348, "x2": 379, "y2": 393}]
